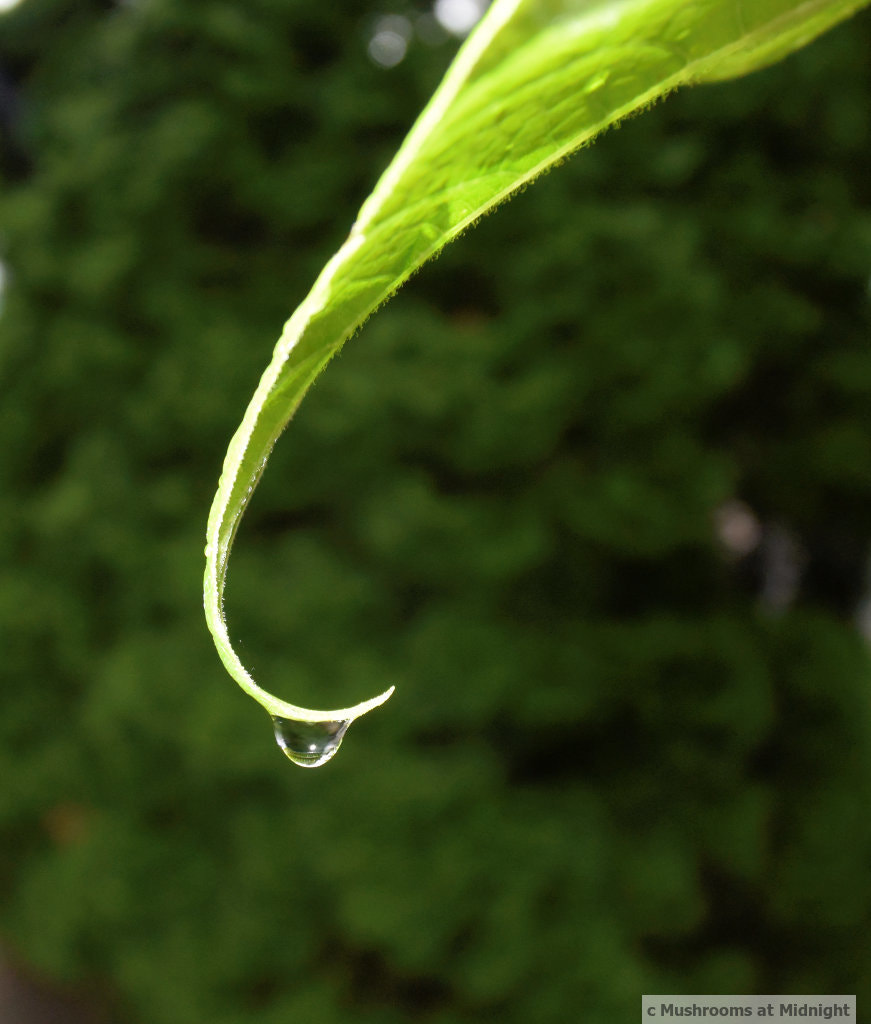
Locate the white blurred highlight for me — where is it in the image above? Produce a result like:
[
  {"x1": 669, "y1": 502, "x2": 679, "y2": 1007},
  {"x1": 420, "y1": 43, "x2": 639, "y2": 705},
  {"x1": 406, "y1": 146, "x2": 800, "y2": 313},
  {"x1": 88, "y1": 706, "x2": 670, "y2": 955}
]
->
[
  {"x1": 433, "y1": 0, "x2": 488, "y2": 37},
  {"x1": 714, "y1": 500, "x2": 762, "y2": 557},
  {"x1": 368, "y1": 15, "x2": 413, "y2": 68}
]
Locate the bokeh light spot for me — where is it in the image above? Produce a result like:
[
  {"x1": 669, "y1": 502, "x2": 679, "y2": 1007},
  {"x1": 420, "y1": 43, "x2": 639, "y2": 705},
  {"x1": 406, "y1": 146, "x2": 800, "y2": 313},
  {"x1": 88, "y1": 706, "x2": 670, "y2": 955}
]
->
[
  {"x1": 433, "y1": 0, "x2": 488, "y2": 37},
  {"x1": 368, "y1": 15, "x2": 412, "y2": 68}
]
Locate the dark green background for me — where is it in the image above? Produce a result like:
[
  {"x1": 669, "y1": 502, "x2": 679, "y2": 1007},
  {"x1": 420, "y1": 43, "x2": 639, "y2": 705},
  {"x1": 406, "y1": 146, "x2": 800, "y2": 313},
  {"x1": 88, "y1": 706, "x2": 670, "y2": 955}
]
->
[{"x1": 1, "y1": 1, "x2": 870, "y2": 1021}]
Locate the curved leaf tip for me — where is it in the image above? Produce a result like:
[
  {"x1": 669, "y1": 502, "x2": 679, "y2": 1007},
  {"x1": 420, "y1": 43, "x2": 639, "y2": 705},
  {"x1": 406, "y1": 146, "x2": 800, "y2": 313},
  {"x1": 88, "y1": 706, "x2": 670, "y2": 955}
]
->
[{"x1": 205, "y1": 0, "x2": 870, "y2": 765}]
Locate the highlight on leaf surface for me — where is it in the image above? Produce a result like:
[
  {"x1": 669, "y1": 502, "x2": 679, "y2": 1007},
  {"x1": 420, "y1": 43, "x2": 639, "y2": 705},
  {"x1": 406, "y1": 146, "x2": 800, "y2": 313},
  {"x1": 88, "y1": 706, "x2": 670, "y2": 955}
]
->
[{"x1": 204, "y1": 0, "x2": 870, "y2": 766}]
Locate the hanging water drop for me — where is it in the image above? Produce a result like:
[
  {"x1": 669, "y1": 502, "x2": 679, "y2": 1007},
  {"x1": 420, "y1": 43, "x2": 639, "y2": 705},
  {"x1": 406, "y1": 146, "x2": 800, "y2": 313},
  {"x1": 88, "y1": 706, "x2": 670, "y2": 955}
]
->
[{"x1": 271, "y1": 715, "x2": 352, "y2": 768}]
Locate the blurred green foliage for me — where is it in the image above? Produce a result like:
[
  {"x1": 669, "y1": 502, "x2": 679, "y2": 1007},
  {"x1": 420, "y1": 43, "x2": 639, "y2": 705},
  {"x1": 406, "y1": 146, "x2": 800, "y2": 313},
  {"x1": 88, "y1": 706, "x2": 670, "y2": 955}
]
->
[{"x1": 1, "y1": 1, "x2": 871, "y2": 1022}]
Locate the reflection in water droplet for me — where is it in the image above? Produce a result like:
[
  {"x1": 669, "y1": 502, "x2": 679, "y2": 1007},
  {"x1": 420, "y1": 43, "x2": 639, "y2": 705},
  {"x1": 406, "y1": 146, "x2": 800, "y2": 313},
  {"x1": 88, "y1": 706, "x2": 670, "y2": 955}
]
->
[{"x1": 271, "y1": 716, "x2": 352, "y2": 768}]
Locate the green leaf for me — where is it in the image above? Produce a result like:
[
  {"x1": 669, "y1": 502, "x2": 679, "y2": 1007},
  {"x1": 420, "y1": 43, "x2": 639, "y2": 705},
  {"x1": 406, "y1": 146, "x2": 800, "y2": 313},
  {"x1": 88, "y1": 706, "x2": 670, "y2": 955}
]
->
[{"x1": 204, "y1": 0, "x2": 869, "y2": 765}]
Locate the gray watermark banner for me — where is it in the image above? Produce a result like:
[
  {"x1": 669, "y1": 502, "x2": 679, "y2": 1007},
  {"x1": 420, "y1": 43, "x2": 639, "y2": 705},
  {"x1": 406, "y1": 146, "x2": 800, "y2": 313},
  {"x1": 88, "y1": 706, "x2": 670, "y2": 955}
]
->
[{"x1": 642, "y1": 996, "x2": 855, "y2": 1021}]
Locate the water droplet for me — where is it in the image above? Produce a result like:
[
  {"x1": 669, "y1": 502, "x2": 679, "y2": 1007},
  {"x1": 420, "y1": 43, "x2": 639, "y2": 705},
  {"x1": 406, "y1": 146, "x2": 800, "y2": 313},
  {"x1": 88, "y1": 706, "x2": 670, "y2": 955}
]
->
[{"x1": 271, "y1": 716, "x2": 352, "y2": 768}]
